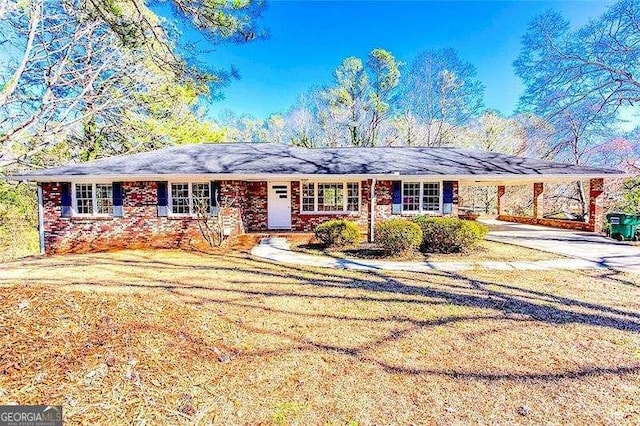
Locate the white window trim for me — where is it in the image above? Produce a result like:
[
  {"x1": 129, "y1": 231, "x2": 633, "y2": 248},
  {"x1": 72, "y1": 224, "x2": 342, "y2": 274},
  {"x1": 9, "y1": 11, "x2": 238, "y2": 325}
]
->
[
  {"x1": 168, "y1": 181, "x2": 211, "y2": 217},
  {"x1": 299, "y1": 181, "x2": 361, "y2": 214},
  {"x1": 401, "y1": 180, "x2": 443, "y2": 215},
  {"x1": 71, "y1": 182, "x2": 113, "y2": 217}
]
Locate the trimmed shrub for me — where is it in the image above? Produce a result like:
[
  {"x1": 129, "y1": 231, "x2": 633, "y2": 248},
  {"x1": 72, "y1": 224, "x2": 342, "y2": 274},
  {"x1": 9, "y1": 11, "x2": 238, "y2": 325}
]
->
[
  {"x1": 413, "y1": 216, "x2": 489, "y2": 253},
  {"x1": 314, "y1": 219, "x2": 362, "y2": 248},
  {"x1": 375, "y1": 218, "x2": 423, "y2": 256}
]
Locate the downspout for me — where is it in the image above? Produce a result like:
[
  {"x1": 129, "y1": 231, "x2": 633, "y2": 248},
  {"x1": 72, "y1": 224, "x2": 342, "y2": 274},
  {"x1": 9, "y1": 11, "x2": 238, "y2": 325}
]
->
[
  {"x1": 37, "y1": 183, "x2": 45, "y2": 254},
  {"x1": 370, "y1": 178, "x2": 376, "y2": 242}
]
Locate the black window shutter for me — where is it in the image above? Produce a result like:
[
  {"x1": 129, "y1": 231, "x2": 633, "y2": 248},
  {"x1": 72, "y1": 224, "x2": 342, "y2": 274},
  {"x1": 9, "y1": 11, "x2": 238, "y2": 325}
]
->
[
  {"x1": 157, "y1": 181, "x2": 168, "y2": 217},
  {"x1": 113, "y1": 182, "x2": 123, "y2": 217},
  {"x1": 61, "y1": 182, "x2": 72, "y2": 217},
  {"x1": 391, "y1": 181, "x2": 402, "y2": 214}
]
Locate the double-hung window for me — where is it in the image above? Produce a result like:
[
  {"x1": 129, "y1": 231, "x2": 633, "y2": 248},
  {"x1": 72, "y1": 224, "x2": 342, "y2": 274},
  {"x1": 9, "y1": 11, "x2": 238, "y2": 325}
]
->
[
  {"x1": 75, "y1": 183, "x2": 93, "y2": 215},
  {"x1": 301, "y1": 183, "x2": 315, "y2": 212},
  {"x1": 170, "y1": 182, "x2": 211, "y2": 215},
  {"x1": 192, "y1": 183, "x2": 211, "y2": 215},
  {"x1": 402, "y1": 182, "x2": 441, "y2": 213},
  {"x1": 171, "y1": 183, "x2": 190, "y2": 215},
  {"x1": 96, "y1": 184, "x2": 113, "y2": 215},
  {"x1": 346, "y1": 182, "x2": 359, "y2": 211},
  {"x1": 402, "y1": 182, "x2": 421, "y2": 212},
  {"x1": 74, "y1": 183, "x2": 113, "y2": 216},
  {"x1": 422, "y1": 182, "x2": 440, "y2": 212},
  {"x1": 301, "y1": 182, "x2": 360, "y2": 213}
]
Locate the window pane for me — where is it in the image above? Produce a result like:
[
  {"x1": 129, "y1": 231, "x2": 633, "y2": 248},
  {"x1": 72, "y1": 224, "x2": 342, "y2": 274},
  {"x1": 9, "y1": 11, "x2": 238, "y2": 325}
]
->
[
  {"x1": 75, "y1": 183, "x2": 93, "y2": 214},
  {"x1": 171, "y1": 183, "x2": 190, "y2": 214},
  {"x1": 422, "y1": 182, "x2": 440, "y2": 212},
  {"x1": 347, "y1": 182, "x2": 359, "y2": 211},
  {"x1": 96, "y1": 184, "x2": 113, "y2": 215},
  {"x1": 192, "y1": 183, "x2": 210, "y2": 215},
  {"x1": 318, "y1": 183, "x2": 343, "y2": 211},
  {"x1": 302, "y1": 183, "x2": 315, "y2": 212},
  {"x1": 402, "y1": 182, "x2": 420, "y2": 211}
]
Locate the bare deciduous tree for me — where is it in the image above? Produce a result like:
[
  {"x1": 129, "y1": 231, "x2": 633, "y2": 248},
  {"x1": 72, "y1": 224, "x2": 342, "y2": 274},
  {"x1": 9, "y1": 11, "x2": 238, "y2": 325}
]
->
[
  {"x1": 193, "y1": 193, "x2": 238, "y2": 248},
  {"x1": 396, "y1": 48, "x2": 485, "y2": 146},
  {"x1": 0, "y1": 0, "x2": 265, "y2": 173}
]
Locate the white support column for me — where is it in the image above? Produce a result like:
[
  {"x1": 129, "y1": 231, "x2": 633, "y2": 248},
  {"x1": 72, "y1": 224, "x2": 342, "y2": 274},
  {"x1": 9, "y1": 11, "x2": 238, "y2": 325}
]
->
[{"x1": 37, "y1": 183, "x2": 45, "y2": 254}]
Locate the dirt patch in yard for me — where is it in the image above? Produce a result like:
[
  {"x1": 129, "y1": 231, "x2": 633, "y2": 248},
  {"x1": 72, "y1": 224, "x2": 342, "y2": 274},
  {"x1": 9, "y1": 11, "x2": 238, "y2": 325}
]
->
[{"x1": 0, "y1": 250, "x2": 638, "y2": 424}]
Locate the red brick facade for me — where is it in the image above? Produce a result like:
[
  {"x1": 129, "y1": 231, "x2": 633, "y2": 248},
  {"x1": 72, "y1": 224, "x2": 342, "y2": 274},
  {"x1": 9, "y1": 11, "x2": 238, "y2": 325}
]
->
[
  {"x1": 243, "y1": 181, "x2": 268, "y2": 231},
  {"x1": 496, "y1": 215, "x2": 597, "y2": 232},
  {"x1": 41, "y1": 176, "x2": 609, "y2": 254},
  {"x1": 289, "y1": 180, "x2": 371, "y2": 234},
  {"x1": 374, "y1": 180, "x2": 394, "y2": 224},
  {"x1": 533, "y1": 182, "x2": 544, "y2": 219},
  {"x1": 42, "y1": 181, "x2": 245, "y2": 254},
  {"x1": 42, "y1": 178, "x2": 463, "y2": 253},
  {"x1": 497, "y1": 185, "x2": 506, "y2": 215},
  {"x1": 588, "y1": 178, "x2": 605, "y2": 233}
]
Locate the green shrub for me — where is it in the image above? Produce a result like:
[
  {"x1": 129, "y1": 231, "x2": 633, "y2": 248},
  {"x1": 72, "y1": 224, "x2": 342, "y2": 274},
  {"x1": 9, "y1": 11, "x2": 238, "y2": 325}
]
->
[
  {"x1": 375, "y1": 218, "x2": 423, "y2": 256},
  {"x1": 314, "y1": 219, "x2": 362, "y2": 248},
  {"x1": 413, "y1": 216, "x2": 488, "y2": 253}
]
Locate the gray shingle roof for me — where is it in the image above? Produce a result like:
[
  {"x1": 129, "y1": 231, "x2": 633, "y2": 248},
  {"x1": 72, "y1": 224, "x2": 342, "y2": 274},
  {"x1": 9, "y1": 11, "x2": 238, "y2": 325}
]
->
[{"x1": 9, "y1": 142, "x2": 624, "y2": 181}]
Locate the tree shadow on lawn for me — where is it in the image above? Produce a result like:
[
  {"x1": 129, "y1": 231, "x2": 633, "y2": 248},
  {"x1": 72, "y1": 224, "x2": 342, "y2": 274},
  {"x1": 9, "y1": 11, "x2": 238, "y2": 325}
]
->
[{"x1": 2, "y1": 251, "x2": 640, "y2": 383}]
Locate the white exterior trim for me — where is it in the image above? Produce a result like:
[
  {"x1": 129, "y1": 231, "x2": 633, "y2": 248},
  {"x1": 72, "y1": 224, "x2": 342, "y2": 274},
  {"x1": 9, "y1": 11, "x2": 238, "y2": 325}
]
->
[
  {"x1": 37, "y1": 184, "x2": 45, "y2": 254},
  {"x1": 167, "y1": 180, "x2": 211, "y2": 217},
  {"x1": 70, "y1": 182, "x2": 113, "y2": 218},
  {"x1": 299, "y1": 180, "x2": 361, "y2": 215},
  {"x1": 400, "y1": 179, "x2": 444, "y2": 215}
]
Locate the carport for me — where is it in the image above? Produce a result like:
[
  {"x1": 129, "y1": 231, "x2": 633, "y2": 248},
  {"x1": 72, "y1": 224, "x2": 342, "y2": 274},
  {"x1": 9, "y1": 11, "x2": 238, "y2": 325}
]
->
[{"x1": 459, "y1": 177, "x2": 614, "y2": 233}]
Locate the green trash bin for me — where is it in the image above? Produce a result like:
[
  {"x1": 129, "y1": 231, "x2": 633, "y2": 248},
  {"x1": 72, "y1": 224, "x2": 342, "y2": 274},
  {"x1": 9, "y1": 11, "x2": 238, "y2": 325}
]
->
[{"x1": 606, "y1": 212, "x2": 639, "y2": 241}]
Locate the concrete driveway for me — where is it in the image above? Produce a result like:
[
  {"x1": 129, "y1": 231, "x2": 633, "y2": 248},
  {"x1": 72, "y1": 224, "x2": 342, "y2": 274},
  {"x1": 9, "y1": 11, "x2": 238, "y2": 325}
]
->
[{"x1": 483, "y1": 219, "x2": 640, "y2": 275}]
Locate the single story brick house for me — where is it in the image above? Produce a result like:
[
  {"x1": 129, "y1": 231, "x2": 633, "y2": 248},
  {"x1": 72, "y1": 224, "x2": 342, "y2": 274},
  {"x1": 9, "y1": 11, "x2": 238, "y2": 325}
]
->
[{"x1": 9, "y1": 142, "x2": 624, "y2": 254}]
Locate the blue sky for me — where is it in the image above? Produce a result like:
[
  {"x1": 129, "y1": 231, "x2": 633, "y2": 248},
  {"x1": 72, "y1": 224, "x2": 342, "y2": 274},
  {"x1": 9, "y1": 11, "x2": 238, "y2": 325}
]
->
[{"x1": 172, "y1": 1, "x2": 613, "y2": 120}]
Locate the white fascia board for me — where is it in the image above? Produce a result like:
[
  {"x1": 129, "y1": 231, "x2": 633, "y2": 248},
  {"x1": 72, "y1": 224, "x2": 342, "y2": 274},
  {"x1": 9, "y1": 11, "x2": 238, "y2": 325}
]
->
[{"x1": 5, "y1": 172, "x2": 628, "y2": 183}]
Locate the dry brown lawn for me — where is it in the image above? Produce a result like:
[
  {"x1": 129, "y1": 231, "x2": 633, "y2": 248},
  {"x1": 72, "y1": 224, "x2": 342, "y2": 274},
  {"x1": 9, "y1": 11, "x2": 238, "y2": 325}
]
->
[{"x1": 0, "y1": 248, "x2": 639, "y2": 425}]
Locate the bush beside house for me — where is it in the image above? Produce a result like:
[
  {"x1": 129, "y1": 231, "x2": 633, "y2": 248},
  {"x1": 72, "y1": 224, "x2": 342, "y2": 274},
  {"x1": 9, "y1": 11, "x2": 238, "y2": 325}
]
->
[
  {"x1": 375, "y1": 218, "x2": 423, "y2": 256},
  {"x1": 413, "y1": 216, "x2": 488, "y2": 253},
  {"x1": 314, "y1": 219, "x2": 362, "y2": 248}
]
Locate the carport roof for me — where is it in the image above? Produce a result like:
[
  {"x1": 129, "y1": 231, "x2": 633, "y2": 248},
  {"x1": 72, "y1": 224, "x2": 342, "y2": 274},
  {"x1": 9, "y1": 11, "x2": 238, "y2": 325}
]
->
[{"x1": 8, "y1": 142, "x2": 625, "y2": 182}]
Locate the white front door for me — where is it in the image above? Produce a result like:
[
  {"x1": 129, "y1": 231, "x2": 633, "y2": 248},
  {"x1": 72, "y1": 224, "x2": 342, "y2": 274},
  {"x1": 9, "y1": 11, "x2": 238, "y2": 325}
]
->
[{"x1": 267, "y1": 182, "x2": 292, "y2": 229}]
